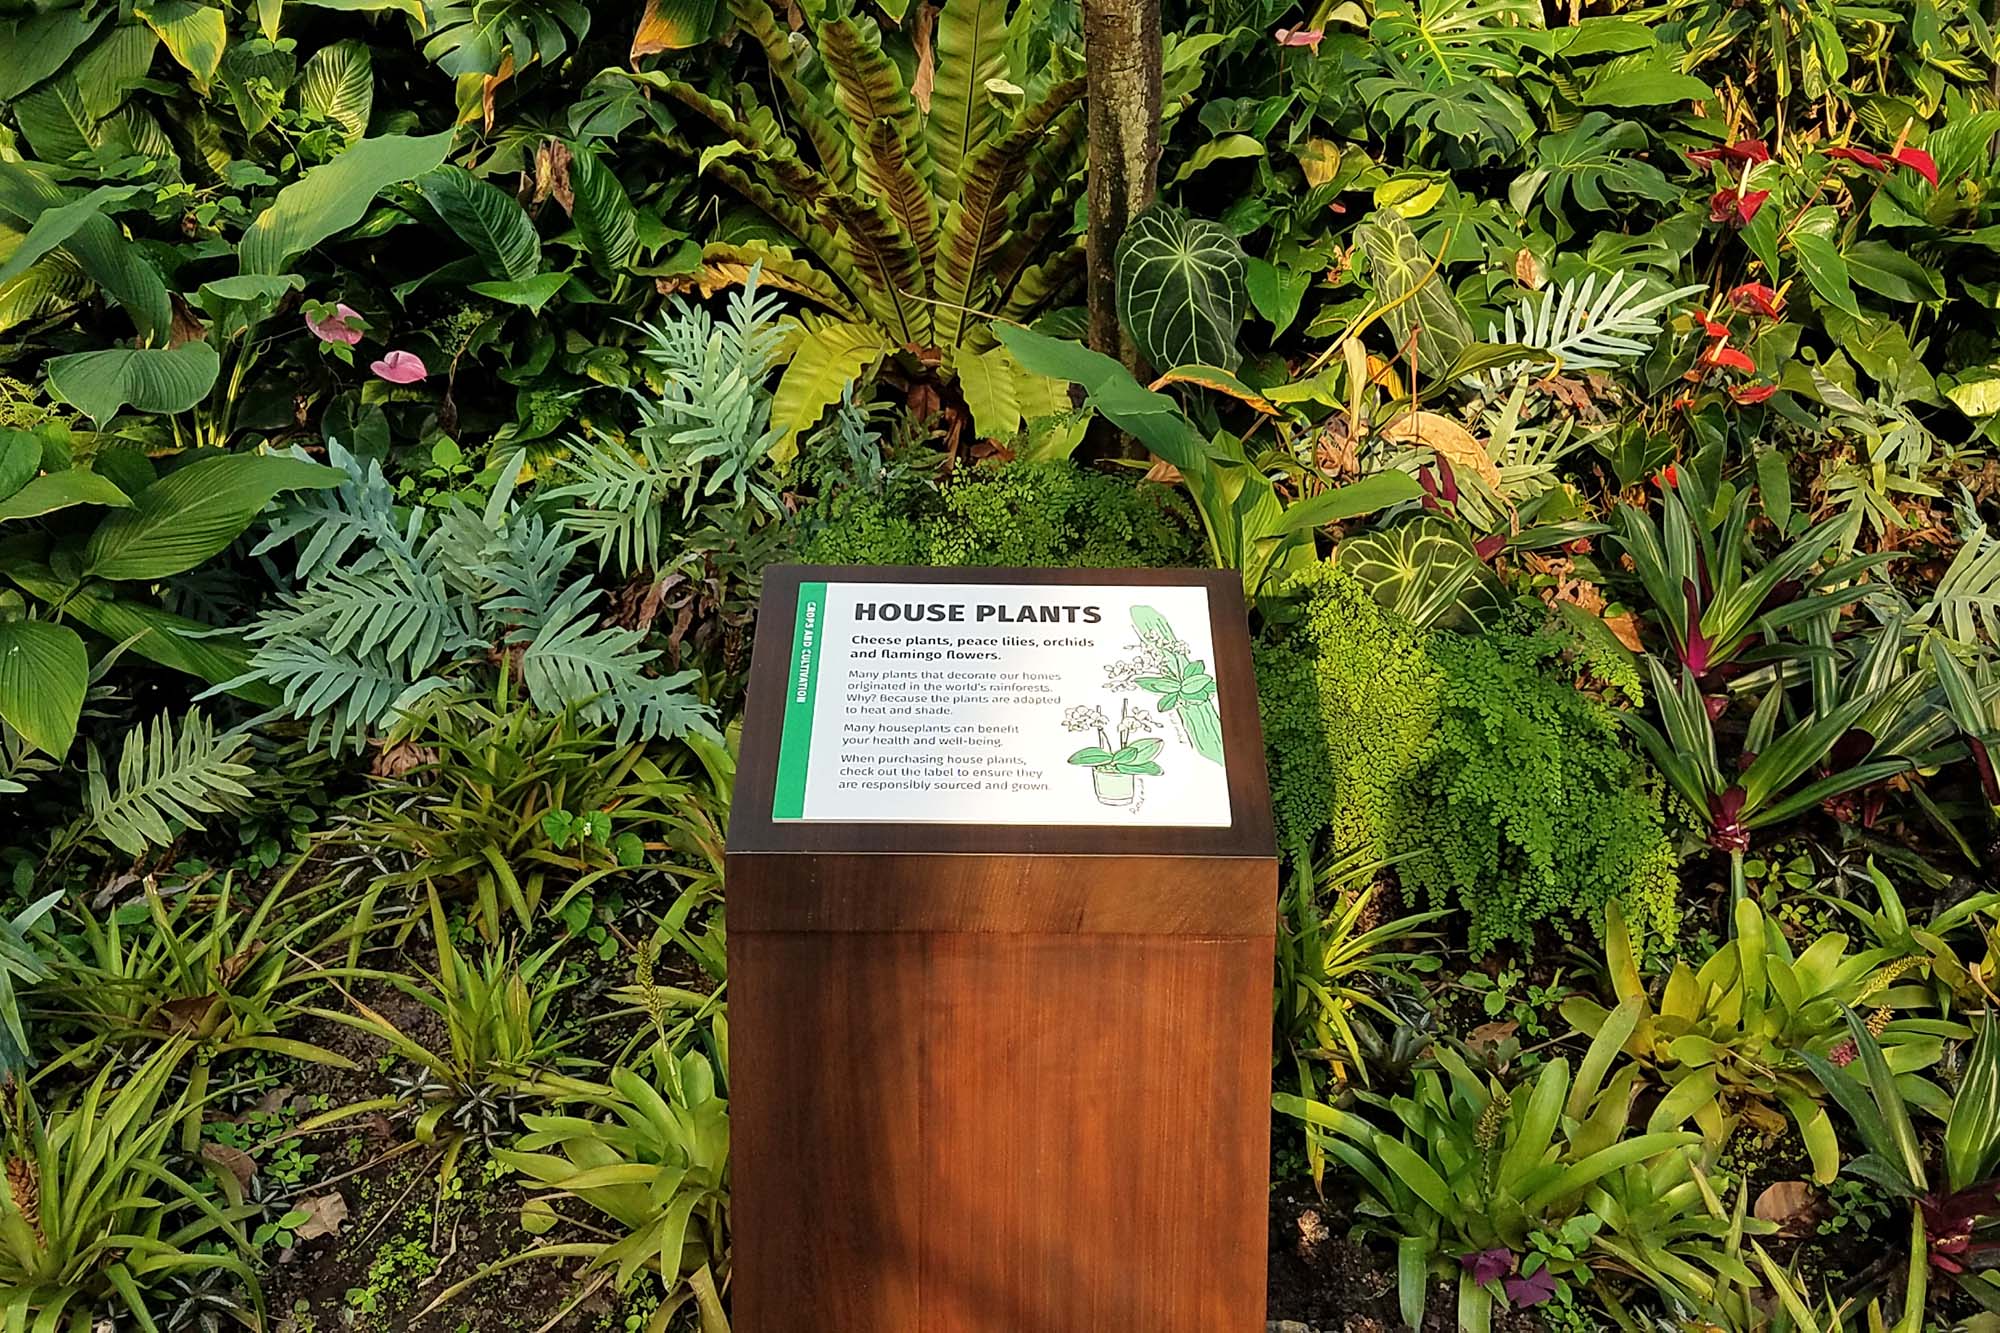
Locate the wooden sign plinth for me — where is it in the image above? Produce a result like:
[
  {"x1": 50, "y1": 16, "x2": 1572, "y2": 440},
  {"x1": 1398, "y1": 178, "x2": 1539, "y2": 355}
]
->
[{"x1": 727, "y1": 566, "x2": 1277, "y2": 1332}]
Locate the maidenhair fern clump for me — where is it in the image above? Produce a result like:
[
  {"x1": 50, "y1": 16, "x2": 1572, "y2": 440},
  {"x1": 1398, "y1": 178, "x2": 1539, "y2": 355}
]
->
[
  {"x1": 801, "y1": 460, "x2": 1201, "y2": 570},
  {"x1": 1257, "y1": 561, "x2": 1678, "y2": 954},
  {"x1": 228, "y1": 442, "x2": 711, "y2": 752}
]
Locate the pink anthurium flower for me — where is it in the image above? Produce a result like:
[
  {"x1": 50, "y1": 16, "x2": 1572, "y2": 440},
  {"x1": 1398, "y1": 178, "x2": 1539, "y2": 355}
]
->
[
  {"x1": 1275, "y1": 26, "x2": 1324, "y2": 50},
  {"x1": 370, "y1": 350, "x2": 428, "y2": 384},
  {"x1": 306, "y1": 302, "x2": 365, "y2": 346}
]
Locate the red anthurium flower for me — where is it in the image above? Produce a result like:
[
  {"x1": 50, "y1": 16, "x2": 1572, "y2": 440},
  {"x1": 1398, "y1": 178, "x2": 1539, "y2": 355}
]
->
[
  {"x1": 1893, "y1": 146, "x2": 1939, "y2": 187},
  {"x1": 1826, "y1": 145, "x2": 1892, "y2": 171},
  {"x1": 1730, "y1": 383, "x2": 1779, "y2": 404},
  {"x1": 1693, "y1": 308, "x2": 1731, "y2": 338},
  {"x1": 1688, "y1": 138, "x2": 1770, "y2": 166},
  {"x1": 1709, "y1": 188, "x2": 1770, "y2": 226},
  {"x1": 1702, "y1": 343, "x2": 1755, "y2": 373},
  {"x1": 1653, "y1": 463, "x2": 1680, "y2": 489},
  {"x1": 1728, "y1": 282, "x2": 1784, "y2": 318}
]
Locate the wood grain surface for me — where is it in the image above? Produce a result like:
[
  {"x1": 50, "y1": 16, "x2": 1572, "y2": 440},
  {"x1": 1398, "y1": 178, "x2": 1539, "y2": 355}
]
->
[{"x1": 727, "y1": 566, "x2": 1277, "y2": 1331}]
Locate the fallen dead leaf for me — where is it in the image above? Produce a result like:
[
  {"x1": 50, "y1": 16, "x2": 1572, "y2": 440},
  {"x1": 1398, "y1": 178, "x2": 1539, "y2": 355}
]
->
[
  {"x1": 1603, "y1": 611, "x2": 1645, "y2": 653},
  {"x1": 1466, "y1": 1019, "x2": 1519, "y2": 1057},
  {"x1": 1377, "y1": 410, "x2": 1500, "y2": 487},
  {"x1": 293, "y1": 1191, "x2": 349, "y2": 1242},
  {"x1": 200, "y1": 1143, "x2": 258, "y2": 1189},
  {"x1": 1754, "y1": 1180, "x2": 1817, "y2": 1232}
]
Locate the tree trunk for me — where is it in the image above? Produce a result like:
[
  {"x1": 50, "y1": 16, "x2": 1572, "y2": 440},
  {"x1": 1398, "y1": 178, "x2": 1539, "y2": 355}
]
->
[{"x1": 1081, "y1": 0, "x2": 1161, "y2": 372}]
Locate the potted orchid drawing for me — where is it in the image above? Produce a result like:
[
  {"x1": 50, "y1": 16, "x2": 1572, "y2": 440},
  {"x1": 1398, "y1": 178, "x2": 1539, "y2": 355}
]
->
[{"x1": 1063, "y1": 701, "x2": 1165, "y2": 806}]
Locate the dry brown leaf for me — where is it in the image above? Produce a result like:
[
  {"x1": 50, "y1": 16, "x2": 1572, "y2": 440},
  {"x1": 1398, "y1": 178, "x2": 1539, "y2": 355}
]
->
[
  {"x1": 535, "y1": 139, "x2": 574, "y2": 213},
  {"x1": 293, "y1": 1191, "x2": 349, "y2": 1242},
  {"x1": 1377, "y1": 410, "x2": 1500, "y2": 486},
  {"x1": 200, "y1": 1143, "x2": 258, "y2": 1189},
  {"x1": 1466, "y1": 1019, "x2": 1519, "y2": 1056},
  {"x1": 912, "y1": 4, "x2": 937, "y2": 112},
  {"x1": 1753, "y1": 1180, "x2": 1816, "y2": 1232},
  {"x1": 1142, "y1": 459, "x2": 1184, "y2": 486},
  {"x1": 1512, "y1": 248, "x2": 1545, "y2": 290},
  {"x1": 168, "y1": 296, "x2": 208, "y2": 349},
  {"x1": 1603, "y1": 611, "x2": 1645, "y2": 653}
]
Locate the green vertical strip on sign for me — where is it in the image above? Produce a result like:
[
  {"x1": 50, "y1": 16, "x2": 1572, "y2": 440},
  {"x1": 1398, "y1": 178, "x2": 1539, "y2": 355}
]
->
[{"x1": 772, "y1": 580, "x2": 827, "y2": 819}]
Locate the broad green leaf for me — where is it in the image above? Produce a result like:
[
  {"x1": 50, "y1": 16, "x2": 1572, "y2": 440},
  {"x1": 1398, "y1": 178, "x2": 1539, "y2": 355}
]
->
[
  {"x1": 0, "y1": 164, "x2": 170, "y2": 342},
  {"x1": 0, "y1": 9, "x2": 108, "y2": 101},
  {"x1": 1790, "y1": 233, "x2": 1861, "y2": 318},
  {"x1": 1947, "y1": 371, "x2": 2000, "y2": 419},
  {"x1": 12, "y1": 76, "x2": 103, "y2": 163},
  {"x1": 1244, "y1": 257, "x2": 1312, "y2": 339},
  {"x1": 0, "y1": 185, "x2": 142, "y2": 286},
  {"x1": 1844, "y1": 240, "x2": 1944, "y2": 304},
  {"x1": 1173, "y1": 133, "x2": 1265, "y2": 183},
  {"x1": 1355, "y1": 210, "x2": 1473, "y2": 375},
  {"x1": 0, "y1": 619, "x2": 86, "y2": 756},
  {"x1": 417, "y1": 164, "x2": 542, "y2": 281},
  {"x1": 0, "y1": 430, "x2": 36, "y2": 503},
  {"x1": 48, "y1": 343, "x2": 220, "y2": 424},
  {"x1": 139, "y1": 1, "x2": 228, "y2": 88},
  {"x1": 1277, "y1": 472, "x2": 1424, "y2": 532},
  {"x1": 995, "y1": 325, "x2": 1207, "y2": 474},
  {"x1": 83, "y1": 453, "x2": 341, "y2": 581},
  {"x1": 959, "y1": 341, "x2": 1026, "y2": 443},
  {"x1": 1512, "y1": 112, "x2": 1678, "y2": 222},
  {"x1": 468, "y1": 271, "x2": 570, "y2": 312},
  {"x1": 632, "y1": 0, "x2": 717, "y2": 56},
  {"x1": 771, "y1": 321, "x2": 889, "y2": 462},
  {"x1": 567, "y1": 146, "x2": 639, "y2": 273},
  {"x1": 0, "y1": 469, "x2": 132, "y2": 521},
  {"x1": 1581, "y1": 49, "x2": 1713, "y2": 106},
  {"x1": 297, "y1": 39, "x2": 374, "y2": 142},
  {"x1": 1115, "y1": 203, "x2": 1249, "y2": 373},
  {"x1": 239, "y1": 132, "x2": 453, "y2": 274}
]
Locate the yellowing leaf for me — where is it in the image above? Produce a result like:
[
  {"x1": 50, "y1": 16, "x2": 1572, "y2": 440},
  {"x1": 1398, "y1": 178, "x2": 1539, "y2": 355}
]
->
[
  {"x1": 770, "y1": 320, "x2": 889, "y2": 464},
  {"x1": 960, "y1": 341, "x2": 1024, "y2": 442},
  {"x1": 1296, "y1": 139, "x2": 1341, "y2": 187},
  {"x1": 1150, "y1": 364, "x2": 1279, "y2": 414},
  {"x1": 1947, "y1": 371, "x2": 2000, "y2": 419},
  {"x1": 633, "y1": 0, "x2": 716, "y2": 59},
  {"x1": 1373, "y1": 177, "x2": 1446, "y2": 218},
  {"x1": 1377, "y1": 409, "x2": 1499, "y2": 486}
]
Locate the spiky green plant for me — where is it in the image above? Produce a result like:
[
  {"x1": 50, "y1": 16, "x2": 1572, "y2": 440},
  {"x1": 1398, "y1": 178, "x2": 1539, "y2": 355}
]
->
[{"x1": 0, "y1": 1043, "x2": 261, "y2": 1333}]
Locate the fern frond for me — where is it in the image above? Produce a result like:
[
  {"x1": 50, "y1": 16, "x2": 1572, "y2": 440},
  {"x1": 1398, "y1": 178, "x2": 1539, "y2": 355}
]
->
[
  {"x1": 933, "y1": 76, "x2": 1086, "y2": 354},
  {"x1": 231, "y1": 640, "x2": 429, "y2": 752},
  {"x1": 1918, "y1": 530, "x2": 2000, "y2": 647},
  {"x1": 516, "y1": 582, "x2": 709, "y2": 743},
  {"x1": 87, "y1": 711, "x2": 253, "y2": 855},
  {"x1": 547, "y1": 430, "x2": 674, "y2": 576},
  {"x1": 1477, "y1": 272, "x2": 1703, "y2": 386},
  {"x1": 254, "y1": 439, "x2": 407, "y2": 582}
]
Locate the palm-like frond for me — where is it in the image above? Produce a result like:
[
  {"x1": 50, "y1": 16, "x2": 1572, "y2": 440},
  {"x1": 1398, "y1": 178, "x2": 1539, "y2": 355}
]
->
[
  {"x1": 1478, "y1": 272, "x2": 1703, "y2": 386},
  {"x1": 516, "y1": 581, "x2": 710, "y2": 744},
  {"x1": 87, "y1": 711, "x2": 253, "y2": 855},
  {"x1": 254, "y1": 439, "x2": 404, "y2": 582}
]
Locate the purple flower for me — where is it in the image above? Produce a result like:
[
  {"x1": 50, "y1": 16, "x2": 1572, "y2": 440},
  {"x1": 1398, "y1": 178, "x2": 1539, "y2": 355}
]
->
[
  {"x1": 370, "y1": 350, "x2": 428, "y2": 384},
  {"x1": 1459, "y1": 1248, "x2": 1514, "y2": 1286},
  {"x1": 306, "y1": 302, "x2": 364, "y2": 346},
  {"x1": 1503, "y1": 1267, "x2": 1557, "y2": 1307}
]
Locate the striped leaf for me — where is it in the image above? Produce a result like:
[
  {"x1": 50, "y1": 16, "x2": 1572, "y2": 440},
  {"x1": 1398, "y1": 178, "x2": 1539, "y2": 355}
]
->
[
  {"x1": 821, "y1": 17, "x2": 937, "y2": 275},
  {"x1": 932, "y1": 77, "x2": 1084, "y2": 355},
  {"x1": 1115, "y1": 203, "x2": 1248, "y2": 373}
]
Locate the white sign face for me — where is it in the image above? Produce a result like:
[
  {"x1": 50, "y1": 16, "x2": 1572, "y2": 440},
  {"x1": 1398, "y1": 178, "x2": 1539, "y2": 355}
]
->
[{"x1": 771, "y1": 580, "x2": 1231, "y2": 826}]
